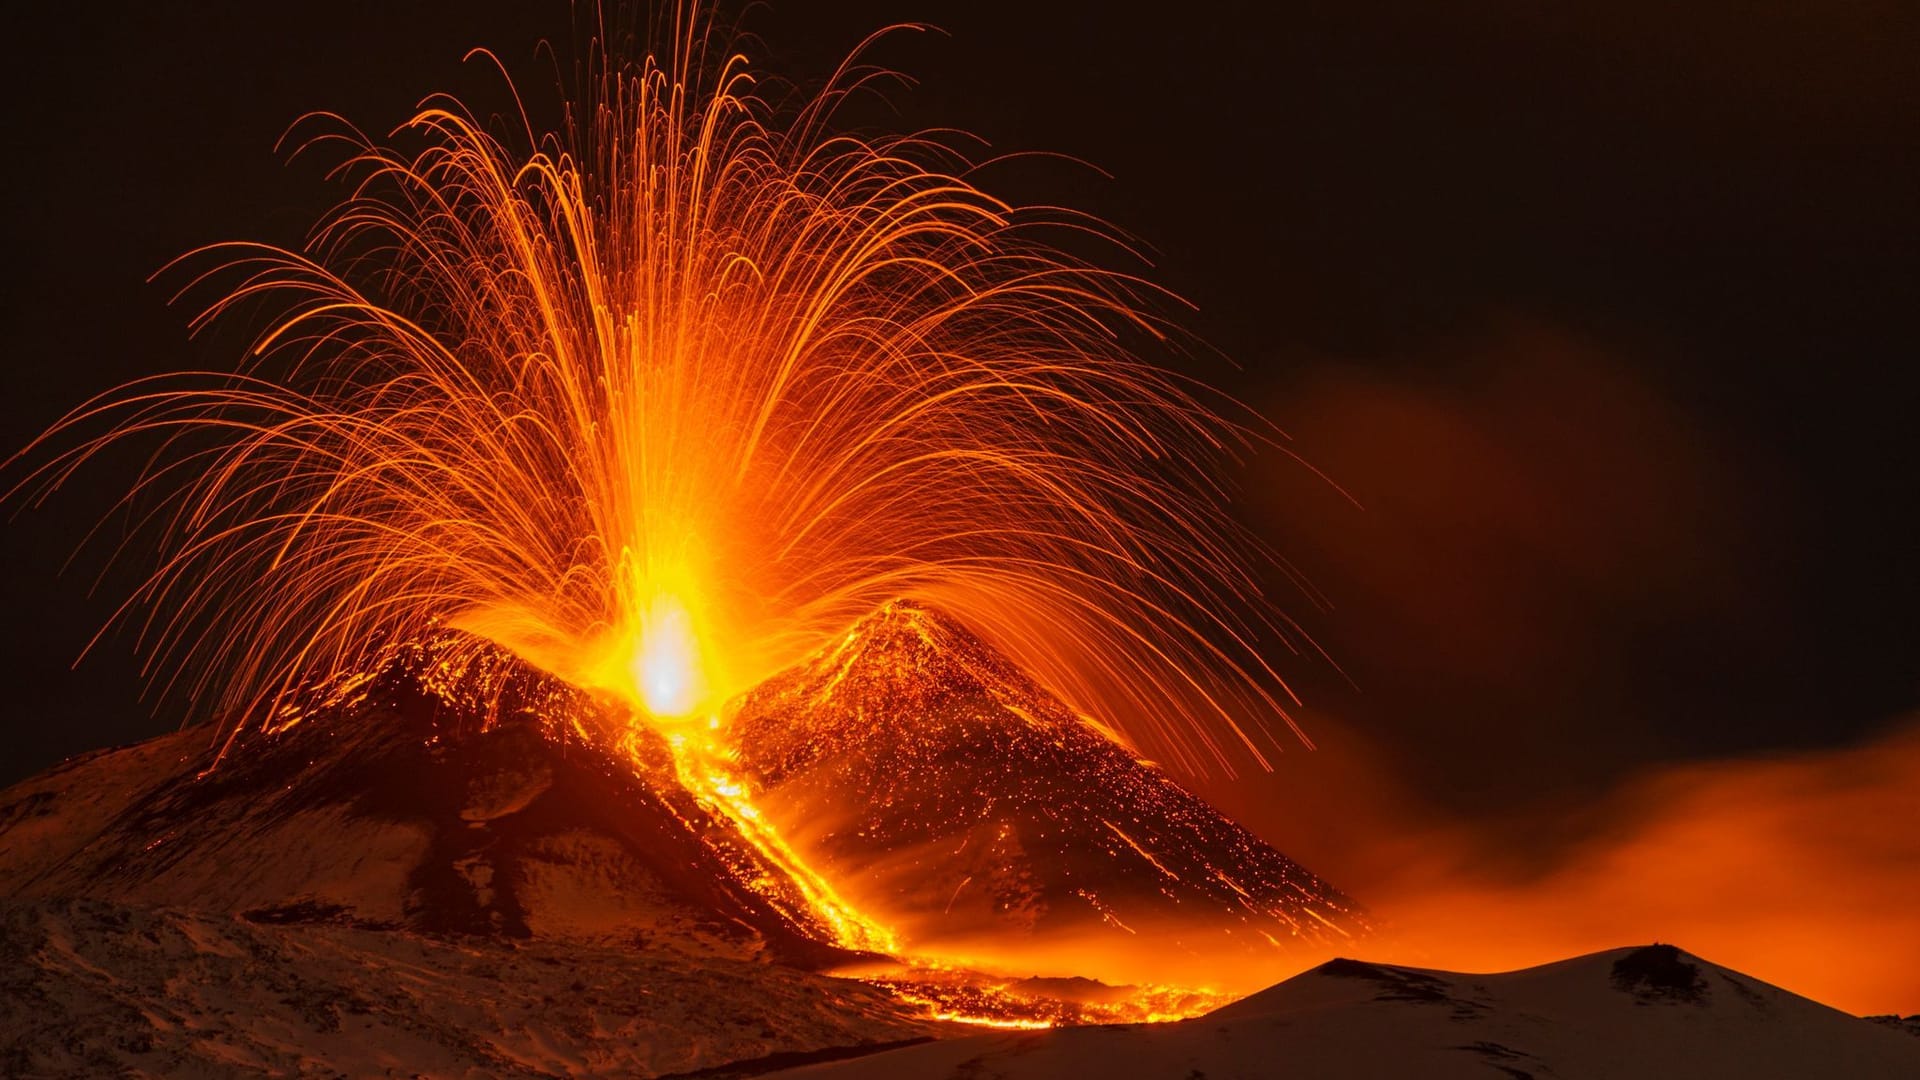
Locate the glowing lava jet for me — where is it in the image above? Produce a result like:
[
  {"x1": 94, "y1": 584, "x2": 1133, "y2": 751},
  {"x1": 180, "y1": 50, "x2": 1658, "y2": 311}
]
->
[{"x1": 630, "y1": 594, "x2": 705, "y2": 720}]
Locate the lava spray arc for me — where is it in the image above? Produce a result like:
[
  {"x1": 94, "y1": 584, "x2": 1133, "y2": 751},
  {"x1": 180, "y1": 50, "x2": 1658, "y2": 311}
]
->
[{"x1": 5, "y1": 5, "x2": 1308, "y2": 779}]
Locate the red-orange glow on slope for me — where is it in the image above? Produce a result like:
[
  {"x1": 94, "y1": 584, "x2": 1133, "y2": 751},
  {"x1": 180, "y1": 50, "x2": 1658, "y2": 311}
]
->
[
  {"x1": 715, "y1": 602, "x2": 1364, "y2": 1002},
  {"x1": 615, "y1": 687, "x2": 1252, "y2": 1025},
  {"x1": 1356, "y1": 718, "x2": 1920, "y2": 1016}
]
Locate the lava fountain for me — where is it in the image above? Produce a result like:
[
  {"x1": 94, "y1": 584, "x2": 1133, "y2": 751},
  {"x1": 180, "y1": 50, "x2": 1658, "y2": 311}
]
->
[
  {"x1": 7, "y1": 4, "x2": 1305, "y2": 778},
  {"x1": 4, "y1": 2, "x2": 1334, "y2": 1011}
]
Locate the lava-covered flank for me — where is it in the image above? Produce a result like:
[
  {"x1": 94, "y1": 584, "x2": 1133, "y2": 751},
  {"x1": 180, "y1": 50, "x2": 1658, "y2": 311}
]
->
[{"x1": 728, "y1": 601, "x2": 1370, "y2": 957}]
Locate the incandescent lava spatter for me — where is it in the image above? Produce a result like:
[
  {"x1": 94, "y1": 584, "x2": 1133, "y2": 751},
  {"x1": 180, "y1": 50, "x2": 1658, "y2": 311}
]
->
[{"x1": 728, "y1": 601, "x2": 1370, "y2": 969}]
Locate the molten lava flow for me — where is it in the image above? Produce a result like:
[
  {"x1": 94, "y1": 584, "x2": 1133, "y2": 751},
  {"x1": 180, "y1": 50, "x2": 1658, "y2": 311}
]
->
[
  {"x1": 850, "y1": 966, "x2": 1235, "y2": 1028},
  {"x1": 641, "y1": 715, "x2": 1248, "y2": 1027},
  {"x1": 588, "y1": 581, "x2": 896, "y2": 954},
  {"x1": 646, "y1": 719, "x2": 900, "y2": 957}
]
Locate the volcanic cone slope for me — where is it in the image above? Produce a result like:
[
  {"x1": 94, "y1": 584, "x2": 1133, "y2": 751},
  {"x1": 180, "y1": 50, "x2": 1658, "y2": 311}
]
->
[
  {"x1": 729, "y1": 601, "x2": 1368, "y2": 967},
  {"x1": 0, "y1": 634, "x2": 844, "y2": 966}
]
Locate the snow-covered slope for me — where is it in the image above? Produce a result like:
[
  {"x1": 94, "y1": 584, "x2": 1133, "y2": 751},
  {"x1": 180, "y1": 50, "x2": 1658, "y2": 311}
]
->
[
  {"x1": 0, "y1": 897, "x2": 933, "y2": 1077},
  {"x1": 783, "y1": 944, "x2": 1920, "y2": 1079}
]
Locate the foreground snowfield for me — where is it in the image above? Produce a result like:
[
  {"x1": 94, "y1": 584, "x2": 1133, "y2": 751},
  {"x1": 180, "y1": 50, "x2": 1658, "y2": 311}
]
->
[
  {"x1": 7, "y1": 903, "x2": 1915, "y2": 1078},
  {"x1": 783, "y1": 944, "x2": 1920, "y2": 1080},
  {"x1": 0, "y1": 897, "x2": 935, "y2": 1077}
]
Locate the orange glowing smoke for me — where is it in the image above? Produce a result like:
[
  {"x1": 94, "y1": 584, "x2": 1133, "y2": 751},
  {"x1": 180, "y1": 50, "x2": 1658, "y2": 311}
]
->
[
  {"x1": 3, "y1": 8, "x2": 1303, "y2": 777},
  {"x1": 1216, "y1": 331, "x2": 1919, "y2": 1016},
  {"x1": 1356, "y1": 717, "x2": 1920, "y2": 1016}
]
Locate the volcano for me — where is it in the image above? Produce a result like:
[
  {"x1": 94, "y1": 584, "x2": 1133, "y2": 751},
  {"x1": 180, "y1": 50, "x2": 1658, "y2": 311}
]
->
[
  {"x1": 0, "y1": 603, "x2": 1373, "y2": 1070},
  {"x1": 0, "y1": 603, "x2": 1367, "y2": 981},
  {"x1": 4, "y1": 607, "x2": 1914, "y2": 1075},
  {"x1": 729, "y1": 601, "x2": 1368, "y2": 976}
]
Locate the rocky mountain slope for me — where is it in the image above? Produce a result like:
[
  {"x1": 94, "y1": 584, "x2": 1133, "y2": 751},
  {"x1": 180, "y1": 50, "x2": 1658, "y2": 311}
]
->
[
  {"x1": 0, "y1": 897, "x2": 930, "y2": 1078},
  {"x1": 729, "y1": 602, "x2": 1366, "y2": 982}
]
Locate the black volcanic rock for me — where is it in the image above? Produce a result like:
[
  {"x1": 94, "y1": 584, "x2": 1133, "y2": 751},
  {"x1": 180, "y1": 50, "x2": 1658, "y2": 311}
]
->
[
  {"x1": 0, "y1": 634, "x2": 848, "y2": 968},
  {"x1": 1867, "y1": 1014, "x2": 1920, "y2": 1038},
  {"x1": 727, "y1": 601, "x2": 1368, "y2": 960},
  {"x1": 1610, "y1": 943, "x2": 1710, "y2": 1004}
]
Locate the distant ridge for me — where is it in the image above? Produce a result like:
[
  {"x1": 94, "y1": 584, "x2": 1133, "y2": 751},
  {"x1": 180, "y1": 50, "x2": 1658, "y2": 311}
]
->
[{"x1": 790, "y1": 943, "x2": 1920, "y2": 1079}]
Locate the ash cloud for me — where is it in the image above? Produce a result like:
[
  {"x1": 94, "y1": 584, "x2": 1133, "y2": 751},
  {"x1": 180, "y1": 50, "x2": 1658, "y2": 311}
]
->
[{"x1": 1238, "y1": 319, "x2": 1791, "y2": 814}]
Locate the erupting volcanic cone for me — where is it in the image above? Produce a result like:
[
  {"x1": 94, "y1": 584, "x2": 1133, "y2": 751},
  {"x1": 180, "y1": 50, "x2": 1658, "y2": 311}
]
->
[
  {"x1": 1, "y1": 599, "x2": 1368, "y2": 1000},
  {"x1": 728, "y1": 601, "x2": 1370, "y2": 973}
]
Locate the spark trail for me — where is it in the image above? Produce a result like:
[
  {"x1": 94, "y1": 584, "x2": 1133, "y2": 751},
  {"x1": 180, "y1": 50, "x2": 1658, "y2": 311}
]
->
[{"x1": 6, "y1": 6, "x2": 1305, "y2": 780}]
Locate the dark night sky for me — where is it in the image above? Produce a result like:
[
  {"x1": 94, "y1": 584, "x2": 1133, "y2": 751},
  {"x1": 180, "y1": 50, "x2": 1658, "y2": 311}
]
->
[{"x1": 2, "y1": 2, "x2": 1915, "y2": 865}]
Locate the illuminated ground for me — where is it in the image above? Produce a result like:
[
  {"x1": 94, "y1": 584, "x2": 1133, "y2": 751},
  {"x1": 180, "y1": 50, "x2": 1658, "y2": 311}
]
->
[{"x1": 0, "y1": 897, "x2": 935, "y2": 1077}]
